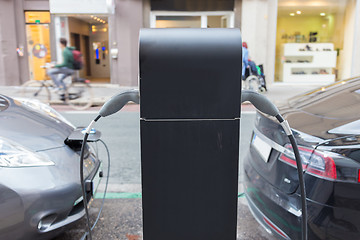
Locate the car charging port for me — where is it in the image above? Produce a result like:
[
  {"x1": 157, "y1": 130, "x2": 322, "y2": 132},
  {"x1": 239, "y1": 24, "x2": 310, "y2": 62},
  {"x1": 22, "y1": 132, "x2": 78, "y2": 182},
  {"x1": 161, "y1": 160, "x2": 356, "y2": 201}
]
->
[
  {"x1": 65, "y1": 128, "x2": 101, "y2": 151},
  {"x1": 85, "y1": 180, "x2": 94, "y2": 195}
]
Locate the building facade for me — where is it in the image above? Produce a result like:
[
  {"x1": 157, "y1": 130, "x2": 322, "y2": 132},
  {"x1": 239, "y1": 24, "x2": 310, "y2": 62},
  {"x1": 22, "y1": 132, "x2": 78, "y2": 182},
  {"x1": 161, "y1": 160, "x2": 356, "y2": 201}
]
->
[
  {"x1": 0, "y1": 0, "x2": 143, "y2": 86},
  {"x1": 0, "y1": 0, "x2": 360, "y2": 86}
]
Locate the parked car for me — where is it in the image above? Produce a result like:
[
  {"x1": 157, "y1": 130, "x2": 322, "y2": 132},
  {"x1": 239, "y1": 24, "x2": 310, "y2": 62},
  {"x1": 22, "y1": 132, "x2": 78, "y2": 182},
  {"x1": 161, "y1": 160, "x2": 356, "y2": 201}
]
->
[
  {"x1": 244, "y1": 77, "x2": 360, "y2": 239},
  {"x1": 0, "y1": 94, "x2": 101, "y2": 240}
]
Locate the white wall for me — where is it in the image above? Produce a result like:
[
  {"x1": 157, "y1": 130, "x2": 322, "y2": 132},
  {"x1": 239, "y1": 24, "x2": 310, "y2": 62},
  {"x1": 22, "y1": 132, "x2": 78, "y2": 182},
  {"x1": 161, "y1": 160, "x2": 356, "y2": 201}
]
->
[
  {"x1": 241, "y1": 0, "x2": 277, "y2": 84},
  {"x1": 241, "y1": 0, "x2": 268, "y2": 64},
  {"x1": 339, "y1": 0, "x2": 356, "y2": 80},
  {"x1": 54, "y1": 16, "x2": 70, "y2": 64},
  {"x1": 265, "y1": 0, "x2": 278, "y2": 85},
  {"x1": 351, "y1": 0, "x2": 360, "y2": 77},
  {"x1": 337, "y1": 0, "x2": 360, "y2": 79}
]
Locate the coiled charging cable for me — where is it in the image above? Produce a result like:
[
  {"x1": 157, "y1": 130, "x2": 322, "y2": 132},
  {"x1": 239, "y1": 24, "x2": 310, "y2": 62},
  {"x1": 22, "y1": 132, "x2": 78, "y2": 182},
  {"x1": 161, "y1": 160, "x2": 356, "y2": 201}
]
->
[
  {"x1": 79, "y1": 90, "x2": 140, "y2": 240},
  {"x1": 242, "y1": 90, "x2": 307, "y2": 240},
  {"x1": 80, "y1": 139, "x2": 110, "y2": 240}
]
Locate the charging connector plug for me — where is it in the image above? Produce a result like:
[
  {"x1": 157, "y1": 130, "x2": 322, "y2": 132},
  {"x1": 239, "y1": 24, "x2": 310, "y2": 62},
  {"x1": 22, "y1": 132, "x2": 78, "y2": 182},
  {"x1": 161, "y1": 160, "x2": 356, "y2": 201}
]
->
[{"x1": 79, "y1": 90, "x2": 140, "y2": 240}]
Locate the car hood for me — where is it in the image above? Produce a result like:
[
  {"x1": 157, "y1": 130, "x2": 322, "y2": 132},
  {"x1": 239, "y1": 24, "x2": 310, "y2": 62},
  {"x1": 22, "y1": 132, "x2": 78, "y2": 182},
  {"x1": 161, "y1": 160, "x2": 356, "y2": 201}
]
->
[
  {"x1": 278, "y1": 78, "x2": 360, "y2": 142},
  {"x1": 0, "y1": 96, "x2": 74, "y2": 151}
]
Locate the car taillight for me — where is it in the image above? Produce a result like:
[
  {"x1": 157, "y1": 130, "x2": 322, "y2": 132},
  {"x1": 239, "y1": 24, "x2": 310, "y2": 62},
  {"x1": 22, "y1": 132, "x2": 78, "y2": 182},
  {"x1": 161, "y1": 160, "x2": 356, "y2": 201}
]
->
[{"x1": 278, "y1": 144, "x2": 337, "y2": 180}]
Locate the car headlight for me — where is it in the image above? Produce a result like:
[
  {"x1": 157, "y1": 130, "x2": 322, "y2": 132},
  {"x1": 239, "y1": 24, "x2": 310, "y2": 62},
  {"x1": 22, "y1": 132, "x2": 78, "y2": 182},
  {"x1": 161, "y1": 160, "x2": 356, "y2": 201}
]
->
[
  {"x1": 15, "y1": 98, "x2": 75, "y2": 128},
  {"x1": 0, "y1": 137, "x2": 55, "y2": 167}
]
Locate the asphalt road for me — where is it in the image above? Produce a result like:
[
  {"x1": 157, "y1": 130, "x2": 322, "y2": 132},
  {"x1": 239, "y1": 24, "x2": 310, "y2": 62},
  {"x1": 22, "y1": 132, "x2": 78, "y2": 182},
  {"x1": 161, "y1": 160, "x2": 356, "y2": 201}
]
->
[{"x1": 53, "y1": 107, "x2": 275, "y2": 240}]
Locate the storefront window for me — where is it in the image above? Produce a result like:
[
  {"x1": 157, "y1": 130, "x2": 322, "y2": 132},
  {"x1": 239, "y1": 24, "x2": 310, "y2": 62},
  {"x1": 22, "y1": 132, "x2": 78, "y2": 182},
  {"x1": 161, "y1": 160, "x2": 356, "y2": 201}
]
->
[
  {"x1": 275, "y1": 0, "x2": 352, "y2": 84},
  {"x1": 156, "y1": 16, "x2": 201, "y2": 28},
  {"x1": 25, "y1": 11, "x2": 50, "y2": 24},
  {"x1": 151, "y1": 12, "x2": 234, "y2": 28},
  {"x1": 25, "y1": 11, "x2": 51, "y2": 80}
]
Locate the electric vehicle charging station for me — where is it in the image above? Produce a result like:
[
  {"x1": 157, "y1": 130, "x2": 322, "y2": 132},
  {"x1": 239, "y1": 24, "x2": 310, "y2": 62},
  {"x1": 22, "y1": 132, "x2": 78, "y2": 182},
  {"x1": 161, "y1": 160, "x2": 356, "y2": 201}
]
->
[
  {"x1": 80, "y1": 28, "x2": 306, "y2": 240},
  {"x1": 139, "y1": 28, "x2": 242, "y2": 240}
]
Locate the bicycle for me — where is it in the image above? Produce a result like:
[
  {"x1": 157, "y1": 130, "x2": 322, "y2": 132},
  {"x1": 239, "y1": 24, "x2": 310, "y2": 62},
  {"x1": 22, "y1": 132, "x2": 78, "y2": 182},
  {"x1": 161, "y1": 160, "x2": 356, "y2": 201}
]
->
[
  {"x1": 21, "y1": 63, "x2": 94, "y2": 110},
  {"x1": 242, "y1": 66, "x2": 267, "y2": 93}
]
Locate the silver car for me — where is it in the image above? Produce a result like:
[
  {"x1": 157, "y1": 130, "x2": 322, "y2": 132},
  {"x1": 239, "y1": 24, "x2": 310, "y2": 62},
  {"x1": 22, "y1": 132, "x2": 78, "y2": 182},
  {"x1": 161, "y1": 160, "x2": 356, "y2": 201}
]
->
[{"x1": 0, "y1": 94, "x2": 101, "y2": 240}]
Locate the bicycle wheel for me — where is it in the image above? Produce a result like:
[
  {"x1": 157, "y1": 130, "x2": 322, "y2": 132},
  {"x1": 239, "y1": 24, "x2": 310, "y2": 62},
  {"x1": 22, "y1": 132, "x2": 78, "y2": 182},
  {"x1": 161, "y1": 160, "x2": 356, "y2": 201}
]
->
[
  {"x1": 245, "y1": 76, "x2": 261, "y2": 93},
  {"x1": 21, "y1": 80, "x2": 51, "y2": 103},
  {"x1": 65, "y1": 81, "x2": 93, "y2": 110}
]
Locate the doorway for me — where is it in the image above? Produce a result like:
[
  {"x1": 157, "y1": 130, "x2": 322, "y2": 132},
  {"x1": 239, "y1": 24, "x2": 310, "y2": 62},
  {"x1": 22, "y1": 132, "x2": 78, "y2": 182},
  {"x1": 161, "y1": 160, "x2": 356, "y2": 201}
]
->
[
  {"x1": 66, "y1": 15, "x2": 110, "y2": 83},
  {"x1": 25, "y1": 11, "x2": 51, "y2": 80},
  {"x1": 275, "y1": 0, "x2": 350, "y2": 83},
  {"x1": 150, "y1": 11, "x2": 234, "y2": 28}
]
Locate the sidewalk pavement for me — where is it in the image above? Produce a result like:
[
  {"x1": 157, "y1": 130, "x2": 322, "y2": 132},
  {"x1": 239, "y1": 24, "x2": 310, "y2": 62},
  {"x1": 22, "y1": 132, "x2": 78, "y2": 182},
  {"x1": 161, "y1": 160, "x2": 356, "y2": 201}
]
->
[
  {"x1": 263, "y1": 83, "x2": 323, "y2": 105},
  {"x1": 0, "y1": 82, "x2": 323, "y2": 108}
]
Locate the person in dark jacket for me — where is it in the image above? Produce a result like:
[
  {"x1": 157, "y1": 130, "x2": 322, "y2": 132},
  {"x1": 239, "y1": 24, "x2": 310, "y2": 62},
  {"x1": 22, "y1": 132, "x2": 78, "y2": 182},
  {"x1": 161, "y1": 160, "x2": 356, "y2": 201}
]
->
[{"x1": 47, "y1": 38, "x2": 75, "y2": 93}]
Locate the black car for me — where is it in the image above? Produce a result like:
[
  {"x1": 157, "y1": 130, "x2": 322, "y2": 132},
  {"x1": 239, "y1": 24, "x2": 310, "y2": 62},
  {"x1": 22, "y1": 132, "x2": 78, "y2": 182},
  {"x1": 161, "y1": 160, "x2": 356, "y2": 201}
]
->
[{"x1": 244, "y1": 77, "x2": 360, "y2": 239}]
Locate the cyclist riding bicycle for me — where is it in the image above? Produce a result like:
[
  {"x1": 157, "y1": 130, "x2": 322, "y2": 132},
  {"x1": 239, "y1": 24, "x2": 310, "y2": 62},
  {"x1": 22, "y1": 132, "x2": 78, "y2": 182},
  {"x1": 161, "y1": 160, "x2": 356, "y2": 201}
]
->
[{"x1": 47, "y1": 38, "x2": 75, "y2": 94}]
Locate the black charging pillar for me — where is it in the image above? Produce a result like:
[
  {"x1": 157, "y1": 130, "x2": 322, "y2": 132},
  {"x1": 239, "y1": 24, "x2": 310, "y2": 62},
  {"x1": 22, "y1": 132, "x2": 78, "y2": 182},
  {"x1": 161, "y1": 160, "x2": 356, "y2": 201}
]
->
[{"x1": 139, "y1": 28, "x2": 242, "y2": 240}]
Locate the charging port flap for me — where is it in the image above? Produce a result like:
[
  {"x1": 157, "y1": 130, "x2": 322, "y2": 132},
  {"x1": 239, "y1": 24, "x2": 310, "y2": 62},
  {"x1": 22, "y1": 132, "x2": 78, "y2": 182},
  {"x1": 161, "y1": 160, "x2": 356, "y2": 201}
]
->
[{"x1": 65, "y1": 127, "x2": 101, "y2": 150}]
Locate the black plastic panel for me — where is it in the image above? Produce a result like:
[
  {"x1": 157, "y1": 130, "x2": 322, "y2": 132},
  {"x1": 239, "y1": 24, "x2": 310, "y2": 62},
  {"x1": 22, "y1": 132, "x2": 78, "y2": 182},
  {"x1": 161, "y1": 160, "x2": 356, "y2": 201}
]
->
[
  {"x1": 140, "y1": 119, "x2": 240, "y2": 240},
  {"x1": 139, "y1": 28, "x2": 242, "y2": 120}
]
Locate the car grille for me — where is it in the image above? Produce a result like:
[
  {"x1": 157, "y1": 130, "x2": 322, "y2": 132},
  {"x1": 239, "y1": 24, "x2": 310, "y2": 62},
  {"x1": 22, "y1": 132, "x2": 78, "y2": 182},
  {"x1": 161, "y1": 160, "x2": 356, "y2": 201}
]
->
[{"x1": 0, "y1": 96, "x2": 9, "y2": 112}]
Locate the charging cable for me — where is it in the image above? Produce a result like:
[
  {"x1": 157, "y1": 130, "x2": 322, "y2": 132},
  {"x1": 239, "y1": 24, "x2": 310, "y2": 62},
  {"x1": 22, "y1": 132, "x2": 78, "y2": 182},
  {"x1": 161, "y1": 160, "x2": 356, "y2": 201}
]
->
[
  {"x1": 241, "y1": 90, "x2": 307, "y2": 240},
  {"x1": 79, "y1": 90, "x2": 140, "y2": 240},
  {"x1": 80, "y1": 139, "x2": 111, "y2": 240}
]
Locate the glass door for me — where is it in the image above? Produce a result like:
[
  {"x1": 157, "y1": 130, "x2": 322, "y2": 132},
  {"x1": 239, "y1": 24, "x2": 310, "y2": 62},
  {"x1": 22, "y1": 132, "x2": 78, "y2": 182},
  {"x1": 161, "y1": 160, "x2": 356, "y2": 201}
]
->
[
  {"x1": 151, "y1": 12, "x2": 234, "y2": 28},
  {"x1": 25, "y1": 12, "x2": 51, "y2": 80},
  {"x1": 155, "y1": 16, "x2": 201, "y2": 28}
]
